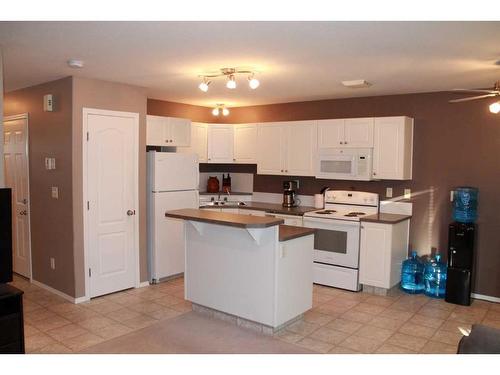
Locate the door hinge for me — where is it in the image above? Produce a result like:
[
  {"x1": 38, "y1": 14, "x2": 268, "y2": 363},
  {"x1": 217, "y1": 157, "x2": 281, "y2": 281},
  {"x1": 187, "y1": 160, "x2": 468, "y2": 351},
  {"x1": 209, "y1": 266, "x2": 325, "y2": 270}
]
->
[
  {"x1": 87, "y1": 201, "x2": 90, "y2": 210},
  {"x1": 89, "y1": 268, "x2": 92, "y2": 277},
  {"x1": 86, "y1": 132, "x2": 89, "y2": 141}
]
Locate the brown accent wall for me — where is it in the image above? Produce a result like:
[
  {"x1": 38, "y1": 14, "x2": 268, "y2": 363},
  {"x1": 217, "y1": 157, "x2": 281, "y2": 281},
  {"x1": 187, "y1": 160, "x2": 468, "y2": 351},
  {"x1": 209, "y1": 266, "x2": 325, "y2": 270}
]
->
[
  {"x1": 72, "y1": 77, "x2": 148, "y2": 298},
  {"x1": 4, "y1": 77, "x2": 75, "y2": 296},
  {"x1": 148, "y1": 99, "x2": 216, "y2": 123},
  {"x1": 149, "y1": 92, "x2": 500, "y2": 298}
]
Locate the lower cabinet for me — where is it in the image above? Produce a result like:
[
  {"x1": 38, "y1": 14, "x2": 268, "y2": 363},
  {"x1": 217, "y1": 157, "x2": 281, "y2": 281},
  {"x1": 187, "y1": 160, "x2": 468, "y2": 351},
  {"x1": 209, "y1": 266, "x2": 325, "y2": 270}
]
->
[{"x1": 359, "y1": 220, "x2": 410, "y2": 290}]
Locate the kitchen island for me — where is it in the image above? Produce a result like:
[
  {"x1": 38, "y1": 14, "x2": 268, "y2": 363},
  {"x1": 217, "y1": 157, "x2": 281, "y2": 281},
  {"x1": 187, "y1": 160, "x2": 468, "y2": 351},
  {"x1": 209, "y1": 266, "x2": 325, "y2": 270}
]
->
[{"x1": 165, "y1": 208, "x2": 315, "y2": 334}]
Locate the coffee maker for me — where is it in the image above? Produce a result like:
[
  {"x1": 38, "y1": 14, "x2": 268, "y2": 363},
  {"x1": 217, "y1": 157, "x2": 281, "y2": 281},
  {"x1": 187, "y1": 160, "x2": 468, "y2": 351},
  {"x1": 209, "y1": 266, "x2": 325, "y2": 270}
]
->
[{"x1": 282, "y1": 180, "x2": 299, "y2": 207}]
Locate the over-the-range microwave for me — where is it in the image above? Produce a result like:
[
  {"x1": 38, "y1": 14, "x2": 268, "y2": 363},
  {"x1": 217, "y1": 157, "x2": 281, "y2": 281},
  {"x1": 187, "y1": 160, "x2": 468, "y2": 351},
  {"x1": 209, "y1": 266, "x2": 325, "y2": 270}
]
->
[{"x1": 316, "y1": 148, "x2": 373, "y2": 181}]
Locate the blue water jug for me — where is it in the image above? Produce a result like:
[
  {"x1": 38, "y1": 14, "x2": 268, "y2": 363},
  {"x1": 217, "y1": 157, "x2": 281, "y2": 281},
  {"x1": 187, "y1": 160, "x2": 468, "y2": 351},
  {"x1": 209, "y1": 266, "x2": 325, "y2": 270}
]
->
[
  {"x1": 453, "y1": 187, "x2": 478, "y2": 223},
  {"x1": 400, "y1": 251, "x2": 425, "y2": 294},
  {"x1": 424, "y1": 254, "x2": 447, "y2": 298}
]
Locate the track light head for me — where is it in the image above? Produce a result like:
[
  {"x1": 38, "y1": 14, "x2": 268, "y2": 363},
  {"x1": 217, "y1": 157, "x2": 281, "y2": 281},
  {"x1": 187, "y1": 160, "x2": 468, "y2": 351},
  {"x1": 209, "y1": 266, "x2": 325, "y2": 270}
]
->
[
  {"x1": 226, "y1": 75, "x2": 237, "y2": 89},
  {"x1": 222, "y1": 107, "x2": 230, "y2": 116},
  {"x1": 489, "y1": 101, "x2": 500, "y2": 114},
  {"x1": 199, "y1": 78, "x2": 210, "y2": 92},
  {"x1": 248, "y1": 75, "x2": 260, "y2": 89},
  {"x1": 212, "y1": 107, "x2": 220, "y2": 116}
]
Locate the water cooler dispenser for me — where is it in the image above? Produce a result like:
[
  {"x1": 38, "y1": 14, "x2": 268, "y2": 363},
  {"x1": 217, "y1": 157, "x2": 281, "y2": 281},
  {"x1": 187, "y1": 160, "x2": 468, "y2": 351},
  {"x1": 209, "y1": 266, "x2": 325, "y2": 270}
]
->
[{"x1": 445, "y1": 187, "x2": 477, "y2": 306}]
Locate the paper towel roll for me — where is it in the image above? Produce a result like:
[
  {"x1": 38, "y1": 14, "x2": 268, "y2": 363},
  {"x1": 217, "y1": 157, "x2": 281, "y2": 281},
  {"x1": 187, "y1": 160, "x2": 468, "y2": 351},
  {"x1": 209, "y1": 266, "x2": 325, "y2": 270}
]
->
[{"x1": 314, "y1": 194, "x2": 324, "y2": 209}]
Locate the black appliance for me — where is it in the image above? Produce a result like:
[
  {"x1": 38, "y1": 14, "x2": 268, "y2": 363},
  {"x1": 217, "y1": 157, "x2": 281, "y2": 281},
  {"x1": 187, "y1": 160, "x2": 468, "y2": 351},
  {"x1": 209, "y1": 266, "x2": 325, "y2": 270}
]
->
[
  {"x1": 0, "y1": 284, "x2": 25, "y2": 353},
  {"x1": 0, "y1": 188, "x2": 13, "y2": 283},
  {"x1": 445, "y1": 222, "x2": 475, "y2": 306}
]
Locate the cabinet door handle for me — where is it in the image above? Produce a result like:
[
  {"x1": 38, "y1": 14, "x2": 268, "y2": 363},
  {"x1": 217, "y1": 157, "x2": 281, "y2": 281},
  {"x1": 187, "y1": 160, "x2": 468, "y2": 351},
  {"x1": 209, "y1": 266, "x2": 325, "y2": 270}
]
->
[
  {"x1": 344, "y1": 141, "x2": 348, "y2": 145},
  {"x1": 281, "y1": 169, "x2": 284, "y2": 172},
  {"x1": 233, "y1": 158, "x2": 236, "y2": 161},
  {"x1": 340, "y1": 141, "x2": 343, "y2": 145},
  {"x1": 373, "y1": 172, "x2": 377, "y2": 176}
]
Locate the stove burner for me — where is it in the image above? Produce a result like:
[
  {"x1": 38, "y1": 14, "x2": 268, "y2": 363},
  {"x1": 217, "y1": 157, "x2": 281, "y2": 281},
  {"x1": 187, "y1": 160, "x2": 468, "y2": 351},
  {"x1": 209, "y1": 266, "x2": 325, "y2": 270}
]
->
[
  {"x1": 315, "y1": 210, "x2": 337, "y2": 215},
  {"x1": 344, "y1": 212, "x2": 366, "y2": 217}
]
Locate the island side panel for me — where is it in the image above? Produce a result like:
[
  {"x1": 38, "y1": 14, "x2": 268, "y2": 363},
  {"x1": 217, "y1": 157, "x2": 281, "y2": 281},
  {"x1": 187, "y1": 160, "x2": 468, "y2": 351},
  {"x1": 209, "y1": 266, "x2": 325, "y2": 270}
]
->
[
  {"x1": 274, "y1": 235, "x2": 314, "y2": 327},
  {"x1": 184, "y1": 221, "x2": 279, "y2": 326}
]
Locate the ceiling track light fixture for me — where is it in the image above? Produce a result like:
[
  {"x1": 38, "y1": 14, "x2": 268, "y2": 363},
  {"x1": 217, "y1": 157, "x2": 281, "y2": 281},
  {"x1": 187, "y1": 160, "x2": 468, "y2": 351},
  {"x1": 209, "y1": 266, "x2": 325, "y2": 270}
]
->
[
  {"x1": 198, "y1": 67, "x2": 260, "y2": 92},
  {"x1": 212, "y1": 103, "x2": 230, "y2": 117}
]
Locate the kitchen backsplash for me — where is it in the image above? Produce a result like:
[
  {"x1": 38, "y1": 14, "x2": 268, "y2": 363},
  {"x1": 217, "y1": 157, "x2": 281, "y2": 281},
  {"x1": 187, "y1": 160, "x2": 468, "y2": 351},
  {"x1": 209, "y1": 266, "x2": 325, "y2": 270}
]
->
[{"x1": 199, "y1": 172, "x2": 254, "y2": 193}]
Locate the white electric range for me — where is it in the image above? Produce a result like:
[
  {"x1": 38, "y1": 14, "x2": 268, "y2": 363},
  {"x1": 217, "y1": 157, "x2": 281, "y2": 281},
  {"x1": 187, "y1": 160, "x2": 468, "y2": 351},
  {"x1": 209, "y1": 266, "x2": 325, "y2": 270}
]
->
[{"x1": 303, "y1": 190, "x2": 379, "y2": 291}]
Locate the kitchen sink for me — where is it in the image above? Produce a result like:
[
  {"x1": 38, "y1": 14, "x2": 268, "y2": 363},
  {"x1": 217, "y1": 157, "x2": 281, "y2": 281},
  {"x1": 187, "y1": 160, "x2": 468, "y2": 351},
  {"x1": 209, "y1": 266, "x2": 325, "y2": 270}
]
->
[{"x1": 201, "y1": 200, "x2": 247, "y2": 207}]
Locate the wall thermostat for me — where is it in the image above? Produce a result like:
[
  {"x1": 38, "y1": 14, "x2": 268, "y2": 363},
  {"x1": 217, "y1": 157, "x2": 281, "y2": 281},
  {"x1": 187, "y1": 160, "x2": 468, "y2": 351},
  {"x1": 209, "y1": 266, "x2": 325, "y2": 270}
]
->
[{"x1": 43, "y1": 94, "x2": 54, "y2": 112}]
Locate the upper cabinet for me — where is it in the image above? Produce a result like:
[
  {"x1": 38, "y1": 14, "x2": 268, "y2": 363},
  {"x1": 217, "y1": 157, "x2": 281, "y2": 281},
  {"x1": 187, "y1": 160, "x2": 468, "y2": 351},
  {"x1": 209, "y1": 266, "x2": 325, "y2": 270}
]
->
[
  {"x1": 318, "y1": 118, "x2": 374, "y2": 148},
  {"x1": 207, "y1": 124, "x2": 234, "y2": 163},
  {"x1": 372, "y1": 116, "x2": 413, "y2": 180},
  {"x1": 146, "y1": 115, "x2": 191, "y2": 147},
  {"x1": 233, "y1": 124, "x2": 258, "y2": 163},
  {"x1": 178, "y1": 122, "x2": 208, "y2": 162},
  {"x1": 257, "y1": 121, "x2": 316, "y2": 176}
]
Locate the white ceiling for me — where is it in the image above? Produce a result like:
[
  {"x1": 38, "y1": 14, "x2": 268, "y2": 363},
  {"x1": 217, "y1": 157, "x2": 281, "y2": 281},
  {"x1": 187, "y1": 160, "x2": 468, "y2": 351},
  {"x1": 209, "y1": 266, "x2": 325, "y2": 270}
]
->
[{"x1": 0, "y1": 21, "x2": 499, "y2": 107}]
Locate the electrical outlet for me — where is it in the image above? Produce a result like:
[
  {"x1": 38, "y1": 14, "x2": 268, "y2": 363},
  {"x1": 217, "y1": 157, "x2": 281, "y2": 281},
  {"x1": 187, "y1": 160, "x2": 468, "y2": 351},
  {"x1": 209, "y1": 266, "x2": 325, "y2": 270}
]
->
[
  {"x1": 50, "y1": 257, "x2": 55, "y2": 270},
  {"x1": 386, "y1": 187, "x2": 393, "y2": 198},
  {"x1": 404, "y1": 189, "x2": 411, "y2": 199},
  {"x1": 51, "y1": 186, "x2": 59, "y2": 199}
]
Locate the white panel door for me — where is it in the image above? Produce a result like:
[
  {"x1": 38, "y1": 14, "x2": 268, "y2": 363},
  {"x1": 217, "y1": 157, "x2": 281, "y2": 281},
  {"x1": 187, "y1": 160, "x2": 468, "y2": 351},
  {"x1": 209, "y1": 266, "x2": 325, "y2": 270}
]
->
[
  {"x1": 285, "y1": 121, "x2": 317, "y2": 176},
  {"x1": 3, "y1": 116, "x2": 31, "y2": 278},
  {"x1": 233, "y1": 124, "x2": 257, "y2": 163},
  {"x1": 257, "y1": 123, "x2": 286, "y2": 175},
  {"x1": 207, "y1": 124, "x2": 234, "y2": 163},
  {"x1": 152, "y1": 190, "x2": 198, "y2": 280},
  {"x1": 168, "y1": 117, "x2": 191, "y2": 147},
  {"x1": 86, "y1": 109, "x2": 138, "y2": 298},
  {"x1": 344, "y1": 118, "x2": 374, "y2": 148},
  {"x1": 317, "y1": 119, "x2": 345, "y2": 148}
]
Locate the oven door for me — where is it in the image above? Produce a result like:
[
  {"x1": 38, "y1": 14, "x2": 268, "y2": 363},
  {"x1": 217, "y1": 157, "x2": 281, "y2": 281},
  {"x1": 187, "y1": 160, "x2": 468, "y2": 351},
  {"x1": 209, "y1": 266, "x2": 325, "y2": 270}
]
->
[
  {"x1": 316, "y1": 154, "x2": 358, "y2": 180},
  {"x1": 303, "y1": 217, "x2": 360, "y2": 269}
]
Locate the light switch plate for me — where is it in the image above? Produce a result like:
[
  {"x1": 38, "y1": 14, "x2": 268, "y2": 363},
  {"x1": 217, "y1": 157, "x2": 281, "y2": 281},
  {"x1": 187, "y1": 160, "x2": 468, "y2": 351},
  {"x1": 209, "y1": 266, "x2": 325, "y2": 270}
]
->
[
  {"x1": 386, "y1": 187, "x2": 393, "y2": 198},
  {"x1": 404, "y1": 189, "x2": 411, "y2": 199},
  {"x1": 50, "y1": 257, "x2": 55, "y2": 270},
  {"x1": 51, "y1": 186, "x2": 59, "y2": 199},
  {"x1": 450, "y1": 190, "x2": 455, "y2": 202}
]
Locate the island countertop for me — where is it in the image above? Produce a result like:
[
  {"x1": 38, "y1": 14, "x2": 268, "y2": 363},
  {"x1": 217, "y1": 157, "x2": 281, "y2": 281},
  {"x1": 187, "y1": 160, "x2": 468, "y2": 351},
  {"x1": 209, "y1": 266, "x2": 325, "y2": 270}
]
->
[
  {"x1": 360, "y1": 213, "x2": 412, "y2": 224},
  {"x1": 279, "y1": 225, "x2": 316, "y2": 242},
  {"x1": 165, "y1": 208, "x2": 284, "y2": 228}
]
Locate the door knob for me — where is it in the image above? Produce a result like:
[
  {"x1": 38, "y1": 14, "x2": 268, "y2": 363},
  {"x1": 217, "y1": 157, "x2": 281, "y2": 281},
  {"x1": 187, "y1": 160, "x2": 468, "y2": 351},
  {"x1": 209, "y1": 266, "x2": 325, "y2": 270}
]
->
[{"x1": 127, "y1": 209, "x2": 136, "y2": 216}]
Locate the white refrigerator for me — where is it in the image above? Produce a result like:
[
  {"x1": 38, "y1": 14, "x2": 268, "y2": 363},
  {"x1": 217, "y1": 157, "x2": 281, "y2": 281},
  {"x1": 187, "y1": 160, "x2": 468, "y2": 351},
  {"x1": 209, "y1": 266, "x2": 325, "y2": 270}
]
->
[{"x1": 147, "y1": 151, "x2": 199, "y2": 283}]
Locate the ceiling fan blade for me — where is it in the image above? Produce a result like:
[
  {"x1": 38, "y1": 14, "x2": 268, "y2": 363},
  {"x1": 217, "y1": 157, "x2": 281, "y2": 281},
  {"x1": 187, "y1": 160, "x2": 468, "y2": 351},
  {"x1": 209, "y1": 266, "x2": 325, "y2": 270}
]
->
[
  {"x1": 451, "y1": 89, "x2": 496, "y2": 94},
  {"x1": 449, "y1": 94, "x2": 497, "y2": 103}
]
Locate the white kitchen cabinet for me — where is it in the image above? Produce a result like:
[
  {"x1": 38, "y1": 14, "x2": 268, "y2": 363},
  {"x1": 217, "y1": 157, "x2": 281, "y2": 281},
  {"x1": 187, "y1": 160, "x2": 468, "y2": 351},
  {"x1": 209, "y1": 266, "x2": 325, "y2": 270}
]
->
[
  {"x1": 266, "y1": 213, "x2": 303, "y2": 226},
  {"x1": 318, "y1": 118, "x2": 373, "y2": 148},
  {"x1": 239, "y1": 209, "x2": 266, "y2": 216},
  {"x1": 233, "y1": 124, "x2": 258, "y2": 163},
  {"x1": 146, "y1": 115, "x2": 191, "y2": 147},
  {"x1": 178, "y1": 122, "x2": 208, "y2": 162},
  {"x1": 372, "y1": 116, "x2": 413, "y2": 180},
  {"x1": 257, "y1": 123, "x2": 286, "y2": 175},
  {"x1": 207, "y1": 124, "x2": 234, "y2": 163},
  {"x1": 359, "y1": 220, "x2": 410, "y2": 290},
  {"x1": 257, "y1": 121, "x2": 316, "y2": 176}
]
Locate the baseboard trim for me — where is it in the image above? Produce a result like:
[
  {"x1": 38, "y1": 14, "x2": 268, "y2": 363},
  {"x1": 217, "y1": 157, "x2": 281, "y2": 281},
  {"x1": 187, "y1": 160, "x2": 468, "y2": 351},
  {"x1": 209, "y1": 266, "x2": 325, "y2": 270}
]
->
[
  {"x1": 138, "y1": 281, "x2": 150, "y2": 288},
  {"x1": 31, "y1": 279, "x2": 78, "y2": 304},
  {"x1": 471, "y1": 293, "x2": 500, "y2": 304}
]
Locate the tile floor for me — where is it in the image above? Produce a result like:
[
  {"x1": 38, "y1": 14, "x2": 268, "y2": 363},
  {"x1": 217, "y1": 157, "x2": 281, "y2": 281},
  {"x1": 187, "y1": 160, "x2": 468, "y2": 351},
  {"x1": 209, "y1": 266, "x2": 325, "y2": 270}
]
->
[{"x1": 10, "y1": 275, "x2": 500, "y2": 354}]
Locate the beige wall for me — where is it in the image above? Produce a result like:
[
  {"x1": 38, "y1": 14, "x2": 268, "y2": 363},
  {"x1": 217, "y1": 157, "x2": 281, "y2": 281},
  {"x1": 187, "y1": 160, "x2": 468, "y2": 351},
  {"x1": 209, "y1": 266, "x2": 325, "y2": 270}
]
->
[
  {"x1": 72, "y1": 77, "x2": 148, "y2": 298},
  {"x1": 4, "y1": 77, "x2": 75, "y2": 295}
]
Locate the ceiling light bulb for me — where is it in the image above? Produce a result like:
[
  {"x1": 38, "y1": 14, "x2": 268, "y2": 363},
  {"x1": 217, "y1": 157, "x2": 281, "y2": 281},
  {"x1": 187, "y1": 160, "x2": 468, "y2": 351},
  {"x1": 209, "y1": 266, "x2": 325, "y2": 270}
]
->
[
  {"x1": 199, "y1": 79, "x2": 210, "y2": 92},
  {"x1": 226, "y1": 75, "x2": 237, "y2": 89},
  {"x1": 248, "y1": 77, "x2": 260, "y2": 89},
  {"x1": 222, "y1": 107, "x2": 229, "y2": 116},
  {"x1": 489, "y1": 101, "x2": 500, "y2": 114},
  {"x1": 212, "y1": 107, "x2": 220, "y2": 116}
]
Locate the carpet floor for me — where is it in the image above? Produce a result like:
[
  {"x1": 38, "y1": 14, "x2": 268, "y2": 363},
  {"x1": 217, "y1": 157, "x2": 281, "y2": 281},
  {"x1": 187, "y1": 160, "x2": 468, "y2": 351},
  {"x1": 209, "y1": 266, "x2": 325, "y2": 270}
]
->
[{"x1": 82, "y1": 312, "x2": 312, "y2": 354}]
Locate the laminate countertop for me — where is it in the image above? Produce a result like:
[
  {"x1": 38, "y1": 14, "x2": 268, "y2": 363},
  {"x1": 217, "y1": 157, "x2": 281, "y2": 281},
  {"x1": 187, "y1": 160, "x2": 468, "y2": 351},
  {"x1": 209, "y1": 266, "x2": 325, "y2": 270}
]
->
[
  {"x1": 279, "y1": 225, "x2": 316, "y2": 242},
  {"x1": 165, "y1": 208, "x2": 284, "y2": 228},
  {"x1": 200, "y1": 201, "x2": 317, "y2": 216},
  {"x1": 360, "y1": 213, "x2": 412, "y2": 224}
]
